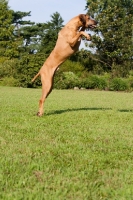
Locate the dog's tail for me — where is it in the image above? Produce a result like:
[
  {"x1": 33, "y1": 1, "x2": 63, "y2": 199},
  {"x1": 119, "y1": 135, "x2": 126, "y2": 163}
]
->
[{"x1": 31, "y1": 72, "x2": 40, "y2": 82}]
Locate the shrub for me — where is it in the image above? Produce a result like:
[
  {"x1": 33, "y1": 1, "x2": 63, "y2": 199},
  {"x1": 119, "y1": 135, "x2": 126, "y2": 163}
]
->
[
  {"x1": 128, "y1": 78, "x2": 133, "y2": 90},
  {"x1": 54, "y1": 73, "x2": 108, "y2": 90},
  {"x1": 80, "y1": 78, "x2": 92, "y2": 89},
  {"x1": 60, "y1": 60, "x2": 85, "y2": 76},
  {"x1": 109, "y1": 78, "x2": 129, "y2": 91},
  {"x1": 90, "y1": 76, "x2": 107, "y2": 89},
  {"x1": 130, "y1": 80, "x2": 133, "y2": 88},
  {"x1": 0, "y1": 59, "x2": 17, "y2": 78},
  {"x1": 111, "y1": 63, "x2": 131, "y2": 78},
  {"x1": 80, "y1": 75, "x2": 107, "y2": 90},
  {"x1": 128, "y1": 71, "x2": 133, "y2": 90},
  {"x1": 54, "y1": 71, "x2": 79, "y2": 89},
  {"x1": 0, "y1": 77, "x2": 19, "y2": 87},
  {"x1": 16, "y1": 54, "x2": 45, "y2": 88}
]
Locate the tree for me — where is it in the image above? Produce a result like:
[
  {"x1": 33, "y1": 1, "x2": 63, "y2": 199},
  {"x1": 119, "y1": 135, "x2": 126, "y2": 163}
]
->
[
  {"x1": 0, "y1": 0, "x2": 23, "y2": 79},
  {"x1": 0, "y1": 0, "x2": 20, "y2": 60},
  {"x1": 15, "y1": 53, "x2": 44, "y2": 87},
  {"x1": 11, "y1": 11, "x2": 45, "y2": 87},
  {"x1": 86, "y1": 0, "x2": 133, "y2": 76},
  {"x1": 39, "y1": 12, "x2": 64, "y2": 55},
  {"x1": 15, "y1": 12, "x2": 64, "y2": 87},
  {"x1": 12, "y1": 10, "x2": 42, "y2": 55}
]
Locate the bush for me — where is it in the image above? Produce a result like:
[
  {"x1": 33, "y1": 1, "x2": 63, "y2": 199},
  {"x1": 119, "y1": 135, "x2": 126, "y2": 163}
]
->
[
  {"x1": 16, "y1": 54, "x2": 45, "y2": 88},
  {"x1": 127, "y1": 78, "x2": 133, "y2": 90},
  {"x1": 109, "y1": 78, "x2": 129, "y2": 91},
  {"x1": 54, "y1": 73, "x2": 108, "y2": 90},
  {"x1": 0, "y1": 77, "x2": 19, "y2": 87},
  {"x1": 90, "y1": 76, "x2": 107, "y2": 90},
  {"x1": 80, "y1": 75, "x2": 107, "y2": 90},
  {"x1": 80, "y1": 78, "x2": 92, "y2": 89},
  {"x1": 60, "y1": 60, "x2": 85, "y2": 76},
  {"x1": 128, "y1": 71, "x2": 133, "y2": 90},
  {"x1": 129, "y1": 80, "x2": 133, "y2": 88},
  {"x1": 54, "y1": 71, "x2": 79, "y2": 89},
  {"x1": 0, "y1": 59, "x2": 18, "y2": 79}
]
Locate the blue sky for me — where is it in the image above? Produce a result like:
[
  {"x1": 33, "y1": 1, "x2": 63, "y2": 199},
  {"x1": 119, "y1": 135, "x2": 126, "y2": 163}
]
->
[
  {"x1": 8, "y1": 0, "x2": 89, "y2": 49},
  {"x1": 9, "y1": 0, "x2": 87, "y2": 24}
]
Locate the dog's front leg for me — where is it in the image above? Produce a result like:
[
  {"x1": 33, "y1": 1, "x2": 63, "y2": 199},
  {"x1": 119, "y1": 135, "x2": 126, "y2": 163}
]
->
[
  {"x1": 68, "y1": 31, "x2": 91, "y2": 47},
  {"x1": 80, "y1": 31, "x2": 91, "y2": 41}
]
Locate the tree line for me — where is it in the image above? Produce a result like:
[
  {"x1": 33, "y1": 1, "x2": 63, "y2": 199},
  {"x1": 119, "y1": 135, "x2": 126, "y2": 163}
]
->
[{"x1": 0, "y1": 0, "x2": 132, "y2": 89}]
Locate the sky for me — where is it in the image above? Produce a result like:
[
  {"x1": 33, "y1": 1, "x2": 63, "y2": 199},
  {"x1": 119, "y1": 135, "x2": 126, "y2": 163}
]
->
[
  {"x1": 8, "y1": 0, "x2": 88, "y2": 49},
  {"x1": 8, "y1": 0, "x2": 87, "y2": 24}
]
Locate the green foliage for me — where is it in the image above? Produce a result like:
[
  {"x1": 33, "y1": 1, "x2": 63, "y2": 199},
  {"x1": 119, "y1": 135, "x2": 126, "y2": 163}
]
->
[
  {"x1": 70, "y1": 50, "x2": 98, "y2": 73},
  {"x1": 39, "y1": 12, "x2": 64, "y2": 55},
  {"x1": 0, "y1": 0, "x2": 20, "y2": 59},
  {"x1": 80, "y1": 75, "x2": 107, "y2": 90},
  {"x1": 12, "y1": 10, "x2": 32, "y2": 26},
  {"x1": 128, "y1": 71, "x2": 133, "y2": 89},
  {"x1": 12, "y1": 10, "x2": 41, "y2": 55},
  {"x1": 12, "y1": 11, "x2": 65, "y2": 88},
  {"x1": 16, "y1": 53, "x2": 45, "y2": 88},
  {"x1": 86, "y1": 0, "x2": 133, "y2": 73},
  {"x1": 0, "y1": 59, "x2": 18, "y2": 78},
  {"x1": 54, "y1": 71, "x2": 79, "y2": 89},
  {"x1": 54, "y1": 72, "x2": 108, "y2": 90},
  {"x1": 54, "y1": 72, "x2": 133, "y2": 91},
  {"x1": 54, "y1": 60, "x2": 86, "y2": 89},
  {"x1": 0, "y1": 76, "x2": 19, "y2": 86},
  {"x1": 0, "y1": 0, "x2": 132, "y2": 88},
  {"x1": 111, "y1": 63, "x2": 131, "y2": 78},
  {"x1": 129, "y1": 79, "x2": 133, "y2": 89},
  {"x1": 109, "y1": 78, "x2": 129, "y2": 91},
  {"x1": 60, "y1": 60, "x2": 85, "y2": 76}
]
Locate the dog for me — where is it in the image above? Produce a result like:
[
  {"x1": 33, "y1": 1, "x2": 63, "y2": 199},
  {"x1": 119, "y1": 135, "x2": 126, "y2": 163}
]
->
[{"x1": 32, "y1": 14, "x2": 97, "y2": 116}]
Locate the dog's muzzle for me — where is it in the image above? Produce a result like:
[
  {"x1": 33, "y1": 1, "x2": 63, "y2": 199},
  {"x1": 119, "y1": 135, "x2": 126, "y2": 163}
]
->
[
  {"x1": 88, "y1": 24, "x2": 97, "y2": 29},
  {"x1": 88, "y1": 19, "x2": 97, "y2": 29}
]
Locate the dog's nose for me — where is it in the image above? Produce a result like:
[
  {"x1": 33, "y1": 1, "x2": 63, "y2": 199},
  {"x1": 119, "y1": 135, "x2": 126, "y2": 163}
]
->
[{"x1": 95, "y1": 21, "x2": 98, "y2": 25}]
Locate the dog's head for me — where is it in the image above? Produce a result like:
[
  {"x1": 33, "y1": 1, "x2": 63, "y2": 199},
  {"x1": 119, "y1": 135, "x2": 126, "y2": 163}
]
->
[{"x1": 79, "y1": 14, "x2": 97, "y2": 29}]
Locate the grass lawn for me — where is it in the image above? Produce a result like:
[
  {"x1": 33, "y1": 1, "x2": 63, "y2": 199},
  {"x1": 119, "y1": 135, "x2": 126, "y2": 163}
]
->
[{"x1": 0, "y1": 86, "x2": 133, "y2": 199}]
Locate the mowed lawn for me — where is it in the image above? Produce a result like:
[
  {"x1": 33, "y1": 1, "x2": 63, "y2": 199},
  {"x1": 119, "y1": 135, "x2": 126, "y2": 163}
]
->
[{"x1": 0, "y1": 86, "x2": 133, "y2": 200}]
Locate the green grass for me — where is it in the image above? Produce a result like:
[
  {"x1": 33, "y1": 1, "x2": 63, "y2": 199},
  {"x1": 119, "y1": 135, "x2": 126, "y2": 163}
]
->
[{"x1": 0, "y1": 86, "x2": 133, "y2": 200}]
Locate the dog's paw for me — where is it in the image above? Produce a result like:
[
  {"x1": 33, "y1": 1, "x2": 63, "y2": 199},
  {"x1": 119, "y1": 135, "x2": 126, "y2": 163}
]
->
[
  {"x1": 37, "y1": 112, "x2": 43, "y2": 117},
  {"x1": 86, "y1": 34, "x2": 91, "y2": 41}
]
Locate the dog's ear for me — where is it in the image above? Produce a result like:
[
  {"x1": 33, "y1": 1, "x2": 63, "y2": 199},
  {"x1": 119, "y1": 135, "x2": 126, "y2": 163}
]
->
[{"x1": 79, "y1": 14, "x2": 86, "y2": 25}]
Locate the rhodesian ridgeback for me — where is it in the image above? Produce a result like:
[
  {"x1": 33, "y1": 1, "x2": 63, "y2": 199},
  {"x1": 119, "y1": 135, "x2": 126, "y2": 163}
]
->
[{"x1": 32, "y1": 14, "x2": 97, "y2": 116}]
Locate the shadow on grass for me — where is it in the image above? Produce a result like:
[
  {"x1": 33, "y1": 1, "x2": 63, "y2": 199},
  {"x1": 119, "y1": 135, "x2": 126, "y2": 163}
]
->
[
  {"x1": 46, "y1": 107, "x2": 112, "y2": 115},
  {"x1": 118, "y1": 109, "x2": 133, "y2": 113}
]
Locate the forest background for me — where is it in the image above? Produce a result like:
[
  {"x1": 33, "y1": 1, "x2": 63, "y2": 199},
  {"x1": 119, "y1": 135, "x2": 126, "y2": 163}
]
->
[{"x1": 0, "y1": 0, "x2": 133, "y2": 91}]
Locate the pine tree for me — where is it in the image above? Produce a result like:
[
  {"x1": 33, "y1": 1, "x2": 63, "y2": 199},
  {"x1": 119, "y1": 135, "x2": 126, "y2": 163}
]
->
[
  {"x1": 12, "y1": 10, "x2": 40, "y2": 54},
  {"x1": 39, "y1": 12, "x2": 64, "y2": 55}
]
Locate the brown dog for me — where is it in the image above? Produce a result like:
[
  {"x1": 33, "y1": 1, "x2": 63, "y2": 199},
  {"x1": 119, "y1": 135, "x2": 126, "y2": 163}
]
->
[{"x1": 32, "y1": 14, "x2": 97, "y2": 116}]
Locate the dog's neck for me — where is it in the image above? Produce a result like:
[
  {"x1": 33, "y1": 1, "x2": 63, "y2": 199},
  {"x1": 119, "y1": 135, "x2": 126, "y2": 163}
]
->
[
  {"x1": 66, "y1": 24, "x2": 83, "y2": 32},
  {"x1": 65, "y1": 18, "x2": 83, "y2": 31}
]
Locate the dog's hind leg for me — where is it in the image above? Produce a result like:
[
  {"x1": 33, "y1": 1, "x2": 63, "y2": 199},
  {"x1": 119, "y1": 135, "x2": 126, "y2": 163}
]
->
[{"x1": 37, "y1": 70, "x2": 54, "y2": 116}]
